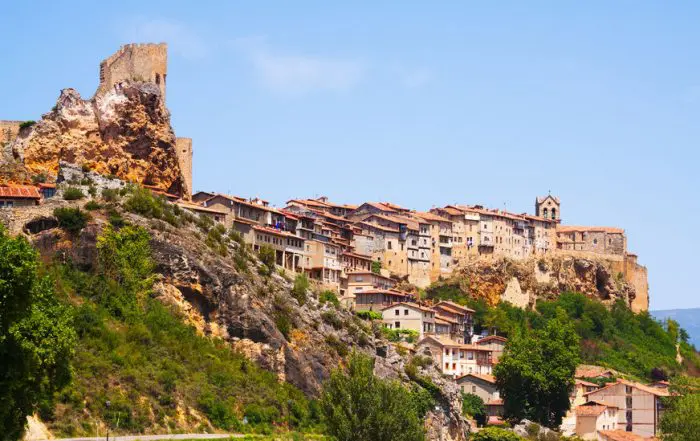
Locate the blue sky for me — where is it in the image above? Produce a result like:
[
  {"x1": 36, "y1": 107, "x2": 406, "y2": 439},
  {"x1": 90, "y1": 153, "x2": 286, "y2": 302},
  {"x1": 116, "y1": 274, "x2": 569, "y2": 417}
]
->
[{"x1": 2, "y1": 1, "x2": 699, "y2": 310}]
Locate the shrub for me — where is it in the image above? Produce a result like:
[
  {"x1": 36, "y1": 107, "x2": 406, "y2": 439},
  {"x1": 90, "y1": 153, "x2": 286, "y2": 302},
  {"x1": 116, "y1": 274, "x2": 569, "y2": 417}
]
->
[
  {"x1": 81, "y1": 163, "x2": 91, "y2": 173},
  {"x1": 462, "y1": 393, "x2": 487, "y2": 427},
  {"x1": 325, "y1": 335, "x2": 349, "y2": 357},
  {"x1": 19, "y1": 120, "x2": 35, "y2": 130},
  {"x1": 371, "y1": 260, "x2": 382, "y2": 274},
  {"x1": 87, "y1": 186, "x2": 97, "y2": 197},
  {"x1": 107, "y1": 209, "x2": 125, "y2": 228},
  {"x1": 31, "y1": 173, "x2": 47, "y2": 184},
  {"x1": 319, "y1": 290, "x2": 340, "y2": 307},
  {"x1": 62, "y1": 187, "x2": 84, "y2": 200},
  {"x1": 322, "y1": 310, "x2": 343, "y2": 330},
  {"x1": 291, "y1": 274, "x2": 309, "y2": 305},
  {"x1": 381, "y1": 327, "x2": 419, "y2": 343},
  {"x1": 356, "y1": 310, "x2": 382, "y2": 321},
  {"x1": 258, "y1": 245, "x2": 276, "y2": 269},
  {"x1": 124, "y1": 186, "x2": 164, "y2": 218},
  {"x1": 471, "y1": 427, "x2": 524, "y2": 441},
  {"x1": 101, "y1": 188, "x2": 119, "y2": 202},
  {"x1": 53, "y1": 207, "x2": 90, "y2": 235},
  {"x1": 84, "y1": 200, "x2": 102, "y2": 211}
]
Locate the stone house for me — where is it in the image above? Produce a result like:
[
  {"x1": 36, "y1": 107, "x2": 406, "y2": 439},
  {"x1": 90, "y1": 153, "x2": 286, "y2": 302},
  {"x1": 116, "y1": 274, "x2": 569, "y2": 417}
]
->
[
  {"x1": 474, "y1": 335, "x2": 507, "y2": 363},
  {"x1": 556, "y1": 226, "x2": 627, "y2": 256},
  {"x1": 455, "y1": 373, "x2": 504, "y2": 419},
  {"x1": 536, "y1": 194, "x2": 561, "y2": 222},
  {"x1": 303, "y1": 239, "x2": 341, "y2": 289},
  {"x1": 561, "y1": 379, "x2": 602, "y2": 435},
  {"x1": 432, "y1": 301, "x2": 475, "y2": 343},
  {"x1": 354, "y1": 288, "x2": 414, "y2": 312},
  {"x1": 413, "y1": 211, "x2": 454, "y2": 282},
  {"x1": 0, "y1": 186, "x2": 41, "y2": 208},
  {"x1": 416, "y1": 335, "x2": 495, "y2": 377},
  {"x1": 584, "y1": 379, "x2": 669, "y2": 437},
  {"x1": 339, "y1": 270, "x2": 396, "y2": 308},
  {"x1": 575, "y1": 401, "x2": 620, "y2": 440},
  {"x1": 382, "y1": 302, "x2": 435, "y2": 338},
  {"x1": 176, "y1": 201, "x2": 227, "y2": 224}
]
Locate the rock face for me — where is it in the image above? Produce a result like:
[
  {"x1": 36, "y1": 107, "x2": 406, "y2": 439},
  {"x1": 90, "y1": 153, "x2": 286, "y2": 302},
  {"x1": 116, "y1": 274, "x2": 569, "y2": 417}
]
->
[
  {"x1": 443, "y1": 255, "x2": 638, "y2": 309},
  {"x1": 3, "y1": 82, "x2": 186, "y2": 196}
]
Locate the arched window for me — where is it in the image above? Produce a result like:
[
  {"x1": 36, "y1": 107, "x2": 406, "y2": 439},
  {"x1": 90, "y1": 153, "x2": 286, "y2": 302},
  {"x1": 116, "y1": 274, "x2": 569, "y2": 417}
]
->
[
  {"x1": 543, "y1": 208, "x2": 548, "y2": 218},
  {"x1": 551, "y1": 208, "x2": 556, "y2": 219}
]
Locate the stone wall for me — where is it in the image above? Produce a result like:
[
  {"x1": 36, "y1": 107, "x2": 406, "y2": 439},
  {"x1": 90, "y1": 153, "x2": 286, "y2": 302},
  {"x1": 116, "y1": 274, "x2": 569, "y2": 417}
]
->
[
  {"x1": 96, "y1": 43, "x2": 167, "y2": 100},
  {"x1": 176, "y1": 137, "x2": 193, "y2": 199},
  {"x1": 0, "y1": 120, "x2": 22, "y2": 145}
]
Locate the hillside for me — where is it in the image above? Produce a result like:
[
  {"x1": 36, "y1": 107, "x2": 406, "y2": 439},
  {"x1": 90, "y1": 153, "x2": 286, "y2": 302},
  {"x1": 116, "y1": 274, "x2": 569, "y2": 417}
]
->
[
  {"x1": 426, "y1": 283, "x2": 700, "y2": 381},
  {"x1": 652, "y1": 308, "x2": 700, "y2": 347},
  {"x1": 1, "y1": 181, "x2": 468, "y2": 440}
]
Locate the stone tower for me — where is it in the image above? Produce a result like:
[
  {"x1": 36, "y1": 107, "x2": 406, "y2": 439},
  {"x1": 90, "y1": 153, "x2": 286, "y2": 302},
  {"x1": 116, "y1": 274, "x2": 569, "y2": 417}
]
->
[
  {"x1": 96, "y1": 43, "x2": 168, "y2": 100},
  {"x1": 535, "y1": 194, "x2": 560, "y2": 221},
  {"x1": 176, "y1": 137, "x2": 193, "y2": 199}
]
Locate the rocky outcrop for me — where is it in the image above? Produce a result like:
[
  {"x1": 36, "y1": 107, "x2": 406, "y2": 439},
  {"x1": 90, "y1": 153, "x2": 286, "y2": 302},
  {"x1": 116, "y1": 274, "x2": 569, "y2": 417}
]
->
[
  {"x1": 442, "y1": 255, "x2": 638, "y2": 309},
  {"x1": 2, "y1": 82, "x2": 187, "y2": 197}
]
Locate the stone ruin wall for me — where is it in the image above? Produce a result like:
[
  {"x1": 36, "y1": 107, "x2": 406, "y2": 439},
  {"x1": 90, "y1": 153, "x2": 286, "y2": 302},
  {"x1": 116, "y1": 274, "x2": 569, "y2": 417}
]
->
[
  {"x1": 96, "y1": 43, "x2": 168, "y2": 100},
  {"x1": 176, "y1": 137, "x2": 193, "y2": 199},
  {"x1": 0, "y1": 120, "x2": 23, "y2": 146}
]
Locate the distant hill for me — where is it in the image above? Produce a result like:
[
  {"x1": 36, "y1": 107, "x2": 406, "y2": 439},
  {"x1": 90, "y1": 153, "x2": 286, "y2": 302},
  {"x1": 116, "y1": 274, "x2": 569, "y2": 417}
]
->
[{"x1": 652, "y1": 308, "x2": 700, "y2": 347}]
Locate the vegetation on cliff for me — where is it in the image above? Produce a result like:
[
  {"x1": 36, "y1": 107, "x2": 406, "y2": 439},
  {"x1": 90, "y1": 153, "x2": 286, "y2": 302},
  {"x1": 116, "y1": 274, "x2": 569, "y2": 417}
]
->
[
  {"x1": 0, "y1": 227, "x2": 75, "y2": 441},
  {"x1": 427, "y1": 285, "x2": 700, "y2": 380}
]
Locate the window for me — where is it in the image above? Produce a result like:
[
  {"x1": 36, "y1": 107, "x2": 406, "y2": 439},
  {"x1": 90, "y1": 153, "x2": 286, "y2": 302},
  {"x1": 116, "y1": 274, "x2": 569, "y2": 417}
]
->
[
  {"x1": 625, "y1": 386, "x2": 633, "y2": 395},
  {"x1": 472, "y1": 386, "x2": 476, "y2": 393},
  {"x1": 404, "y1": 309, "x2": 409, "y2": 316},
  {"x1": 394, "y1": 321, "x2": 400, "y2": 328},
  {"x1": 626, "y1": 396, "x2": 632, "y2": 408},
  {"x1": 387, "y1": 241, "x2": 392, "y2": 250},
  {"x1": 395, "y1": 309, "x2": 400, "y2": 316}
]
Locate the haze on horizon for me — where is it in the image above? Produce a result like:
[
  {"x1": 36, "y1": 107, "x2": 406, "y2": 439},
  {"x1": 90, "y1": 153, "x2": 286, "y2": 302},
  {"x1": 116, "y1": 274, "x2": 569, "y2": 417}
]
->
[{"x1": 2, "y1": 1, "x2": 699, "y2": 310}]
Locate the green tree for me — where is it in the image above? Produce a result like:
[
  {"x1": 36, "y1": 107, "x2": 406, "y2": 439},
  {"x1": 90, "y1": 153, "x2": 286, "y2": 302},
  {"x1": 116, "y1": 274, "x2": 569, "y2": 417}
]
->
[
  {"x1": 462, "y1": 393, "x2": 487, "y2": 427},
  {"x1": 258, "y1": 245, "x2": 276, "y2": 269},
  {"x1": 660, "y1": 376, "x2": 700, "y2": 441},
  {"x1": 0, "y1": 226, "x2": 75, "y2": 441},
  {"x1": 54, "y1": 207, "x2": 90, "y2": 235},
  {"x1": 371, "y1": 260, "x2": 382, "y2": 274},
  {"x1": 320, "y1": 352, "x2": 425, "y2": 441},
  {"x1": 471, "y1": 427, "x2": 524, "y2": 441},
  {"x1": 96, "y1": 225, "x2": 155, "y2": 296},
  {"x1": 494, "y1": 313, "x2": 580, "y2": 428}
]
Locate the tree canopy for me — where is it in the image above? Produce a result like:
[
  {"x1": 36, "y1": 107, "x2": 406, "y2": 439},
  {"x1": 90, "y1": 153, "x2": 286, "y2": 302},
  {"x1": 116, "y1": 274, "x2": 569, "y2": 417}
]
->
[
  {"x1": 660, "y1": 376, "x2": 700, "y2": 441},
  {"x1": 0, "y1": 226, "x2": 75, "y2": 441},
  {"x1": 320, "y1": 352, "x2": 426, "y2": 441},
  {"x1": 494, "y1": 312, "x2": 580, "y2": 428}
]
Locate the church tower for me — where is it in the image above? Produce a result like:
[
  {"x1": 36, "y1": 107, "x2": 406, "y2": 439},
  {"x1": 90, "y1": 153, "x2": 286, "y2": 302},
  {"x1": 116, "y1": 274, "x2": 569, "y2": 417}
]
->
[{"x1": 535, "y1": 194, "x2": 560, "y2": 221}]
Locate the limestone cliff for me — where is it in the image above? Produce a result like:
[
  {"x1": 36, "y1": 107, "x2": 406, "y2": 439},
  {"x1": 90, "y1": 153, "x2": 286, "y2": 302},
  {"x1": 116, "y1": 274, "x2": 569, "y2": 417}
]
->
[
  {"x1": 1, "y1": 82, "x2": 187, "y2": 197},
  {"x1": 439, "y1": 255, "x2": 644, "y2": 311}
]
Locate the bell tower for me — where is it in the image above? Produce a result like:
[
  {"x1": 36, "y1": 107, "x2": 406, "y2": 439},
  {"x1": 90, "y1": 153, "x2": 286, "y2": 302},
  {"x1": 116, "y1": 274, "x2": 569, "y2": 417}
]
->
[{"x1": 535, "y1": 194, "x2": 560, "y2": 221}]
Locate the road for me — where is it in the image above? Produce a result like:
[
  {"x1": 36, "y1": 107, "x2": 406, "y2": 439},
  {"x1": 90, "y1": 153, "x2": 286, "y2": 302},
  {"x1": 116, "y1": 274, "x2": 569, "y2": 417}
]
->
[{"x1": 34, "y1": 434, "x2": 243, "y2": 441}]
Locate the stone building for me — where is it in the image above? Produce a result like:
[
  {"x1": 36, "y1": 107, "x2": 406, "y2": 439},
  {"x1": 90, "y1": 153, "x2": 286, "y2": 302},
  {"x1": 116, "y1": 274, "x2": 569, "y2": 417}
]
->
[
  {"x1": 536, "y1": 194, "x2": 561, "y2": 221},
  {"x1": 97, "y1": 43, "x2": 168, "y2": 99},
  {"x1": 175, "y1": 137, "x2": 193, "y2": 199},
  {"x1": 556, "y1": 226, "x2": 626, "y2": 256},
  {"x1": 0, "y1": 121, "x2": 22, "y2": 146}
]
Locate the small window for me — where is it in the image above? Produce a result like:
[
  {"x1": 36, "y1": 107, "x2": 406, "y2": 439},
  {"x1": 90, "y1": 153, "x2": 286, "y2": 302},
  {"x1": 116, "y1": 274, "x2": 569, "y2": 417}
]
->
[
  {"x1": 395, "y1": 309, "x2": 400, "y2": 316},
  {"x1": 404, "y1": 309, "x2": 409, "y2": 316},
  {"x1": 394, "y1": 321, "x2": 400, "y2": 328},
  {"x1": 472, "y1": 385, "x2": 476, "y2": 393}
]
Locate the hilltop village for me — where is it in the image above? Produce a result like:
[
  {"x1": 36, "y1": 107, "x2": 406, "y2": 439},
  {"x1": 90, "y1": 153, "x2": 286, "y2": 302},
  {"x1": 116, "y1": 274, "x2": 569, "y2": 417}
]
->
[{"x1": 0, "y1": 44, "x2": 667, "y2": 441}]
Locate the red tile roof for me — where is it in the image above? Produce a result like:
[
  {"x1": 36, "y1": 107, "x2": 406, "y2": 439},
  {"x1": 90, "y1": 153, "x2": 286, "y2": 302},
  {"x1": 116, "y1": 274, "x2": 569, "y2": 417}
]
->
[
  {"x1": 457, "y1": 373, "x2": 496, "y2": 384},
  {"x1": 598, "y1": 430, "x2": 657, "y2": 441},
  {"x1": 557, "y1": 225, "x2": 625, "y2": 234},
  {"x1": 0, "y1": 186, "x2": 41, "y2": 199}
]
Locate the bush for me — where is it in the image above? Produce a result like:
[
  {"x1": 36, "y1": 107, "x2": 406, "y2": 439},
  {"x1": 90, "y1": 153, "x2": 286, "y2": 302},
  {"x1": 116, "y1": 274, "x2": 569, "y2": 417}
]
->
[
  {"x1": 471, "y1": 427, "x2": 524, "y2": 441},
  {"x1": 19, "y1": 120, "x2": 36, "y2": 130},
  {"x1": 107, "y1": 209, "x2": 125, "y2": 228},
  {"x1": 54, "y1": 207, "x2": 90, "y2": 235},
  {"x1": 381, "y1": 327, "x2": 419, "y2": 343},
  {"x1": 101, "y1": 188, "x2": 119, "y2": 202},
  {"x1": 462, "y1": 393, "x2": 487, "y2": 427},
  {"x1": 319, "y1": 290, "x2": 340, "y2": 307},
  {"x1": 325, "y1": 335, "x2": 349, "y2": 357},
  {"x1": 356, "y1": 310, "x2": 382, "y2": 321},
  {"x1": 31, "y1": 173, "x2": 47, "y2": 184},
  {"x1": 371, "y1": 260, "x2": 382, "y2": 274},
  {"x1": 123, "y1": 186, "x2": 164, "y2": 218},
  {"x1": 258, "y1": 245, "x2": 276, "y2": 269},
  {"x1": 291, "y1": 274, "x2": 309, "y2": 306},
  {"x1": 63, "y1": 187, "x2": 85, "y2": 200},
  {"x1": 84, "y1": 200, "x2": 102, "y2": 211},
  {"x1": 322, "y1": 310, "x2": 343, "y2": 330}
]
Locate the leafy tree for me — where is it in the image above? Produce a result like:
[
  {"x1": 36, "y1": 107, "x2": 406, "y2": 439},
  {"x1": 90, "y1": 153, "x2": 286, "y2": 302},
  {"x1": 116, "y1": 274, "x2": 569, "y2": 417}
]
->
[
  {"x1": 96, "y1": 225, "x2": 155, "y2": 297},
  {"x1": 319, "y1": 290, "x2": 340, "y2": 307},
  {"x1": 494, "y1": 312, "x2": 580, "y2": 428},
  {"x1": 0, "y1": 226, "x2": 75, "y2": 441},
  {"x1": 462, "y1": 393, "x2": 487, "y2": 426},
  {"x1": 291, "y1": 273, "x2": 309, "y2": 305},
  {"x1": 660, "y1": 376, "x2": 700, "y2": 441},
  {"x1": 62, "y1": 187, "x2": 84, "y2": 200},
  {"x1": 471, "y1": 427, "x2": 524, "y2": 441},
  {"x1": 371, "y1": 260, "x2": 382, "y2": 274},
  {"x1": 320, "y1": 352, "x2": 425, "y2": 441}
]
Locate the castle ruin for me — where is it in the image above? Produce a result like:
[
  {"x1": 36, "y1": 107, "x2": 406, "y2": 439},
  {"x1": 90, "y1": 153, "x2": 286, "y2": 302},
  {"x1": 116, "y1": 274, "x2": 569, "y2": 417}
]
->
[
  {"x1": 176, "y1": 137, "x2": 193, "y2": 196},
  {"x1": 0, "y1": 120, "x2": 23, "y2": 146},
  {"x1": 96, "y1": 43, "x2": 168, "y2": 100}
]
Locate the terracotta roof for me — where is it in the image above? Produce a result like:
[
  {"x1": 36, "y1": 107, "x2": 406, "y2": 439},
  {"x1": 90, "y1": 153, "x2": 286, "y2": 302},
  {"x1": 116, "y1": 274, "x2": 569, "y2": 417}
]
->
[
  {"x1": 0, "y1": 185, "x2": 41, "y2": 199},
  {"x1": 585, "y1": 379, "x2": 670, "y2": 398},
  {"x1": 576, "y1": 365, "x2": 616, "y2": 378},
  {"x1": 536, "y1": 195, "x2": 560, "y2": 204},
  {"x1": 477, "y1": 335, "x2": 508, "y2": 344},
  {"x1": 576, "y1": 404, "x2": 607, "y2": 417},
  {"x1": 435, "y1": 300, "x2": 476, "y2": 314},
  {"x1": 457, "y1": 373, "x2": 496, "y2": 384},
  {"x1": 357, "y1": 288, "x2": 414, "y2": 298},
  {"x1": 381, "y1": 302, "x2": 434, "y2": 313},
  {"x1": 252, "y1": 225, "x2": 299, "y2": 238},
  {"x1": 412, "y1": 211, "x2": 452, "y2": 223},
  {"x1": 358, "y1": 222, "x2": 400, "y2": 234},
  {"x1": 38, "y1": 183, "x2": 56, "y2": 189},
  {"x1": 557, "y1": 225, "x2": 625, "y2": 234},
  {"x1": 487, "y1": 416, "x2": 506, "y2": 425},
  {"x1": 486, "y1": 398, "x2": 503, "y2": 405},
  {"x1": 363, "y1": 213, "x2": 420, "y2": 231},
  {"x1": 287, "y1": 198, "x2": 331, "y2": 209},
  {"x1": 434, "y1": 317, "x2": 451, "y2": 325},
  {"x1": 433, "y1": 206, "x2": 464, "y2": 216},
  {"x1": 381, "y1": 201, "x2": 410, "y2": 212},
  {"x1": 176, "y1": 201, "x2": 228, "y2": 215},
  {"x1": 341, "y1": 251, "x2": 373, "y2": 260},
  {"x1": 359, "y1": 202, "x2": 399, "y2": 213},
  {"x1": 598, "y1": 430, "x2": 657, "y2": 441},
  {"x1": 418, "y1": 335, "x2": 493, "y2": 351},
  {"x1": 435, "y1": 314, "x2": 459, "y2": 325}
]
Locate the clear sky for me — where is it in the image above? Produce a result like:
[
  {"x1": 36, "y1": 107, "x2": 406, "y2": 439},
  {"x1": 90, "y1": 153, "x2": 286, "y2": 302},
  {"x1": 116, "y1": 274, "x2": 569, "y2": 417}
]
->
[{"x1": 2, "y1": 1, "x2": 699, "y2": 310}]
